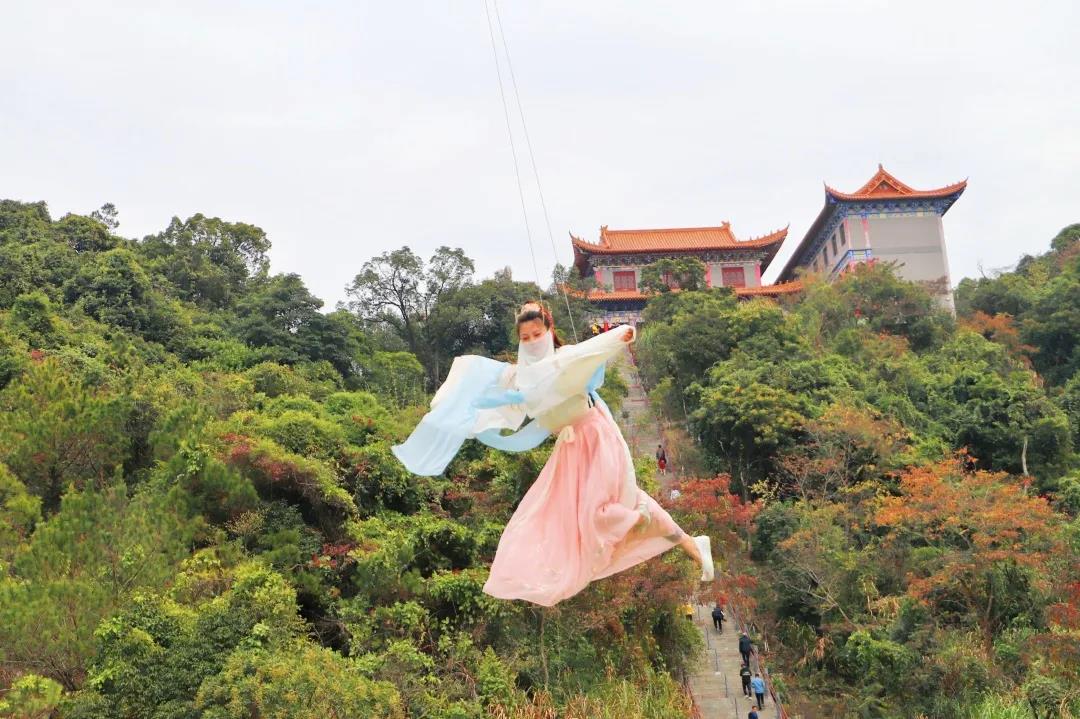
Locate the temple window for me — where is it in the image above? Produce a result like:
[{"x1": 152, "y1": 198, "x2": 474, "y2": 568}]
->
[
  {"x1": 613, "y1": 270, "x2": 636, "y2": 291},
  {"x1": 831, "y1": 234, "x2": 839, "y2": 256},
  {"x1": 839, "y1": 222, "x2": 847, "y2": 247},
  {"x1": 721, "y1": 266, "x2": 746, "y2": 288}
]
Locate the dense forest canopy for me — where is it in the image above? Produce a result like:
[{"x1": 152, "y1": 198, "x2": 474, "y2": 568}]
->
[
  {"x1": 0, "y1": 200, "x2": 1076, "y2": 718},
  {"x1": 632, "y1": 227, "x2": 1080, "y2": 716}
]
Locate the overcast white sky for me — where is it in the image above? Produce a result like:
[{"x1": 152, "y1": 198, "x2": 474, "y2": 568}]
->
[{"x1": 2, "y1": 1, "x2": 1077, "y2": 306}]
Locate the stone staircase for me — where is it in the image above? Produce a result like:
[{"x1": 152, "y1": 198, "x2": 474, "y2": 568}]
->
[
  {"x1": 616, "y1": 347, "x2": 783, "y2": 719},
  {"x1": 687, "y1": 603, "x2": 777, "y2": 719}
]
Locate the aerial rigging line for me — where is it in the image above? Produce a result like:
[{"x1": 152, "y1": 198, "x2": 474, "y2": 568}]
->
[
  {"x1": 483, "y1": 0, "x2": 580, "y2": 341},
  {"x1": 490, "y1": 0, "x2": 580, "y2": 342},
  {"x1": 483, "y1": 1, "x2": 543, "y2": 299}
]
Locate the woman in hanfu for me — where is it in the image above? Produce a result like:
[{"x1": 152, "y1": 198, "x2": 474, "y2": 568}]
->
[{"x1": 392, "y1": 302, "x2": 714, "y2": 607}]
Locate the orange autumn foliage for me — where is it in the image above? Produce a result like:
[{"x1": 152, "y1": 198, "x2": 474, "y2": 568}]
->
[
  {"x1": 875, "y1": 455, "x2": 1067, "y2": 650},
  {"x1": 666, "y1": 473, "x2": 759, "y2": 550},
  {"x1": 875, "y1": 457, "x2": 1061, "y2": 569},
  {"x1": 960, "y1": 311, "x2": 1035, "y2": 367}
]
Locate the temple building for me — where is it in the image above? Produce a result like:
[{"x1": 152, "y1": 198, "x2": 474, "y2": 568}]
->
[
  {"x1": 571, "y1": 223, "x2": 800, "y2": 324},
  {"x1": 776, "y1": 165, "x2": 967, "y2": 309}
]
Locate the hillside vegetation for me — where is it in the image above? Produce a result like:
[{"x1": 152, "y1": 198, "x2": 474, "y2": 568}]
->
[
  {"x1": 635, "y1": 226, "x2": 1080, "y2": 717},
  {"x1": 0, "y1": 200, "x2": 698, "y2": 719},
  {"x1": 0, "y1": 200, "x2": 1077, "y2": 718}
]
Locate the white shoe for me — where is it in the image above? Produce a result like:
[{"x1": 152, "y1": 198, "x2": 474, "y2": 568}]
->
[{"x1": 694, "y1": 535, "x2": 714, "y2": 582}]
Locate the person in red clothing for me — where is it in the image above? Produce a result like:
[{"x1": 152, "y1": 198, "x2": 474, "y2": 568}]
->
[
  {"x1": 656, "y1": 444, "x2": 667, "y2": 474},
  {"x1": 602, "y1": 318, "x2": 611, "y2": 333}
]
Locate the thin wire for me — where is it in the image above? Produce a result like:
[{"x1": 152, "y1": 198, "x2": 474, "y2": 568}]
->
[
  {"x1": 483, "y1": 0, "x2": 544, "y2": 299},
  {"x1": 491, "y1": 0, "x2": 579, "y2": 342}
]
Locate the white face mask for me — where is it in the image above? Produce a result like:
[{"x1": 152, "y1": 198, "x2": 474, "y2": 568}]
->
[{"x1": 518, "y1": 330, "x2": 555, "y2": 367}]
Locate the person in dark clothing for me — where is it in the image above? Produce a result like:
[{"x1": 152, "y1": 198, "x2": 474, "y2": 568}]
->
[
  {"x1": 738, "y1": 632, "x2": 753, "y2": 666},
  {"x1": 739, "y1": 663, "x2": 752, "y2": 697},
  {"x1": 656, "y1": 444, "x2": 667, "y2": 474},
  {"x1": 711, "y1": 604, "x2": 725, "y2": 633},
  {"x1": 748, "y1": 709, "x2": 759, "y2": 719}
]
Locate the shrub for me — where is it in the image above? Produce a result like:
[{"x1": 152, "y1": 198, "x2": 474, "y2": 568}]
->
[
  {"x1": 196, "y1": 643, "x2": 405, "y2": 718},
  {"x1": 219, "y1": 434, "x2": 356, "y2": 532}
]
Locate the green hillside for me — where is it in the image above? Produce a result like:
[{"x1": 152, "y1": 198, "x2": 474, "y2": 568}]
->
[
  {"x1": 634, "y1": 226, "x2": 1080, "y2": 717},
  {"x1": 0, "y1": 200, "x2": 1077, "y2": 718}
]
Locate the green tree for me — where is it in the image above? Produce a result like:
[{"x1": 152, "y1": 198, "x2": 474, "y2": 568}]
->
[
  {"x1": 689, "y1": 358, "x2": 811, "y2": 492},
  {"x1": 78, "y1": 559, "x2": 309, "y2": 716},
  {"x1": 89, "y1": 202, "x2": 119, "y2": 230},
  {"x1": 0, "y1": 358, "x2": 130, "y2": 511},
  {"x1": 0, "y1": 463, "x2": 41, "y2": 565},
  {"x1": 424, "y1": 275, "x2": 539, "y2": 368},
  {"x1": 8, "y1": 291, "x2": 57, "y2": 346},
  {"x1": 0, "y1": 482, "x2": 194, "y2": 689},
  {"x1": 195, "y1": 642, "x2": 405, "y2": 718},
  {"x1": 0, "y1": 201, "x2": 80, "y2": 307},
  {"x1": 361, "y1": 351, "x2": 426, "y2": 408},
  {"x1": 1058, "y1": 372, "x2": 1080, "y2": 449},
  {"x1": 638, "y1": 257, "x2": 707, "y2": 294},
  {"x1": 301, "y1": 309, "x2": 373, "y2": 381},
  {"x1": 955, "y1": 223, "x2": 1080, "y2": 386},
  {"x1": 0, "y1": 199, "x2": 53, "y2": 245},
  {"x1": 636, "y1": 289, "x2": 741, "y2": 394},
  {"x1": 55, "y1": 212, "x2": 118, "y2": 253},
  {"x1": 0, "y1": 674, "x2": 64, "y2": 718},
  {"x1": 138, "y1": 213, "x2": 271, "y2": 309},
  {"x1": 63, "y1": 247, "x2": 178, "y2": 343},
  {"x1": 922, "y1": 331, "x2": 1072, "y2": 480},
  {"x1": 231, "y1": 273, "x2": 367, "y2": 375},
  {"x1": 345, "y1": 246, "x2": 475, "y2": 382},
  {"x1": 0, "y1": 327, "x2": 25, "y2": 390},
  {"x1": 821, "y1": 262, "x2": 954, "y2": 351},
  {"x1": 1023, "y1": 250, "x2": 1080, "y2": 385}
]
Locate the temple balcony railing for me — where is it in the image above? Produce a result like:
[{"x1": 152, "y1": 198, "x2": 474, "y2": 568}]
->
[{"x1": 830, "y1": 248, "x2": 874, "y2": 280}]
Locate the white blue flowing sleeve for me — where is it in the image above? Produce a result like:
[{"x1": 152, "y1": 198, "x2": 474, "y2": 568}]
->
[
  {"x1": 392, "y1": 355, "x2": 517, "y2": 476},
  {"x1": 475, "y1": 419, "x2": 551, "y2": 452},
  {"x1": 517, "y1": 324, "x2": 633, "y2": 417},
  {"x1": 393, "y1": 330, "x2": 630, "y2": 475},
  {"x1": 471, "y1": 363, "x2": 606, "y2": 452},
  {"x1": 585, "y1": 363, "x2": 605, "y2": 400}
]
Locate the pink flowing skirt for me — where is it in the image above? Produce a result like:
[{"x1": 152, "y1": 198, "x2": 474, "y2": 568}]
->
[{"x1": 482, "y1": 405, "x2": 686, "y2": 606}]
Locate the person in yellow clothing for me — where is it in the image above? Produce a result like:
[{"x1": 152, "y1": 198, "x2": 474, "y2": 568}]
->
[{"x1": 681, "y1": 603, "x2": 694, "y2": 621}]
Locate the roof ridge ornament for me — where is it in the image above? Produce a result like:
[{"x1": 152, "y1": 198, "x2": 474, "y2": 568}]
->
[{"x1": 824, "y1": 165, "x2": 965, "y2": 201}]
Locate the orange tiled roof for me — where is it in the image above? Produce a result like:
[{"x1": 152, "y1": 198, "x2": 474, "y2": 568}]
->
[
  {"x1": 583, "y1": 280, "x2": 803, "y2": 302},
  {"x1": 734, "y1": 280, "x2": 804, "y2": 296},
  {"x1": 571, "y1": 223, "x2": 788, "y2": 254},
  {"x1": 825, "y1": 164, "x2": 967, "y2": 201}
]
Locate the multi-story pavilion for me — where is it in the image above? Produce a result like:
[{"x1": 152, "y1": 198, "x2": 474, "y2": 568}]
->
[
  {"x1": 776, "y1": 165, "x2": 966, "y2": 308},
  {"x1": 571, "y1": 223, "x2": 800, "y2": 324}
]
